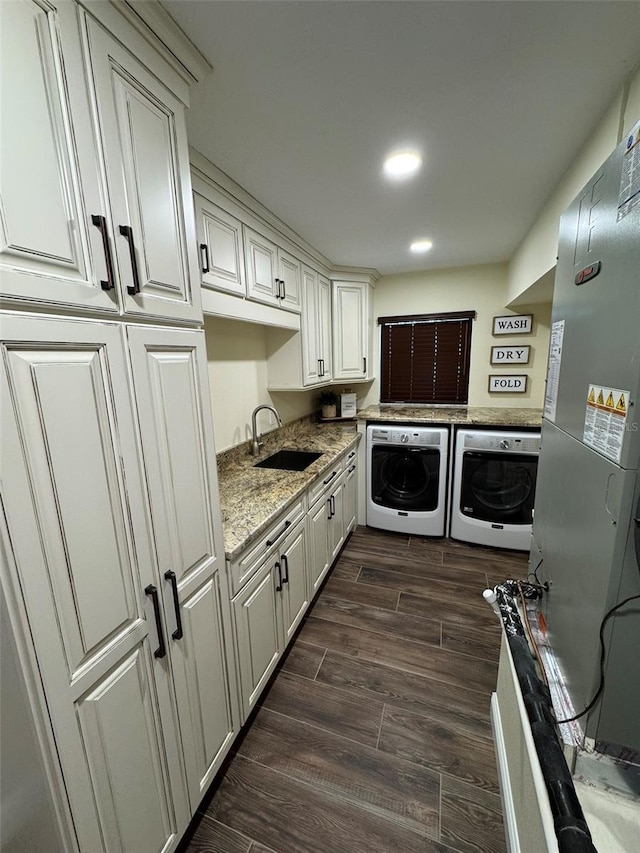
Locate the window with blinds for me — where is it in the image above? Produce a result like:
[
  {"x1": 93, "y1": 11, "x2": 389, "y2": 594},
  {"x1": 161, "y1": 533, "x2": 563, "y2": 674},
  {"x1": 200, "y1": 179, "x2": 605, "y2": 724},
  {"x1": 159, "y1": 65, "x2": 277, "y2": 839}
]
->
[{"x1": 379, "y1": 311, "x2": 475, "y2": 404}]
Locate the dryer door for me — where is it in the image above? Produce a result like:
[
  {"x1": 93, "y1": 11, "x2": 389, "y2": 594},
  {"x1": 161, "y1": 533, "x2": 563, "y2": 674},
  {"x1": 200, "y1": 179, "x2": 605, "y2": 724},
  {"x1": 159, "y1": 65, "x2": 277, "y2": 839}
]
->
[{"x1": 460, "y1": 451, "x2": 537, "y2": 523}]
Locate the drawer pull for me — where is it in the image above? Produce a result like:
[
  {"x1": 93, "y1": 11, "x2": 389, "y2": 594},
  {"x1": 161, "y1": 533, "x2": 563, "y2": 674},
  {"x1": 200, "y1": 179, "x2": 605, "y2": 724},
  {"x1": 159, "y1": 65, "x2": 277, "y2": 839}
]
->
[
  {"x1": 323, "y1": 470, "x2": 338, "y2": 486},
  {"x1": 348, "y1": 451, "x2": 356, "y2": 459},
  {"x1": 266, "y1": 519, "x2": 291, "y2": 548},
  {"x1": 327, "y1": 497, "x2": 333, "y2": 520},
  {"x1": 145, "y1": 585, "x2": 166, "y2": 659},
  {"x1": 275, "y1": 561, "x2": 283, "y2": 592},
  {"x1": 348, "y1": 464, "x2": 356, "y2": 473},
  {"x1": 281, "y1": 553, "x2": 289, "y2": 584}
]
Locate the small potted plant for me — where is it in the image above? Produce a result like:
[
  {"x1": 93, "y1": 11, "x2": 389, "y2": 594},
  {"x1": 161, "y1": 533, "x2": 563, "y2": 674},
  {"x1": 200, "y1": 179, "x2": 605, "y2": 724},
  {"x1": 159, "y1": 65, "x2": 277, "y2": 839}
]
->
[{"x1": 318, "y1": 389, "x2": 339, "y2": 419}]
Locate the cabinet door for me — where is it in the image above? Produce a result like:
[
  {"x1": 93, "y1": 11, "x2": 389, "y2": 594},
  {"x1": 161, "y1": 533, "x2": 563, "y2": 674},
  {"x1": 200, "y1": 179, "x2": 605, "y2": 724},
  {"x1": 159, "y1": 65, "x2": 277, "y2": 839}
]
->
[
  {"x1": 280, "y1": 523, "x2": 309, "y2": 643},
  {"x1": 308, "y1": 496, "x2": 331, "y2": 594},
  {"x1": 82, "y1": 13, "x2": 200, "y2": 323},
  {"x1": 333, "y1": 282, "x2": 368, "y2": 381},
  {"x1": 244, "y1": 227, "x2": 278, "y2": 307},
  {"x1": 344, "y1": 461, "x2": 358, "y2": 535},
  {"x1": 0, "y1": 315, "x2": 189, "y2": 852},
  {"x1": 318, "y1": 275, "x2": 333, "y2": 379},
  {"x1": 233, "y1": 560, "x2": 282, "y2": 715},
  {"x1": 0, "y1": 0, "x2": 116, "y2": 313},
  {"x1": 126, "y1": 326, "x2": 237, "y2": 807},
  {"x1": 301, "y1": 266, "x2": 322, "y2": 385},
  {"x1": 278, "y1": 248, "x2": 302, "y2": 312},
  {"x1": 328, "y1": 479, "x2": 346, "y2": 564},
  {"x1": 194, "y1": 194, "x2": 246, "y2": 296}
]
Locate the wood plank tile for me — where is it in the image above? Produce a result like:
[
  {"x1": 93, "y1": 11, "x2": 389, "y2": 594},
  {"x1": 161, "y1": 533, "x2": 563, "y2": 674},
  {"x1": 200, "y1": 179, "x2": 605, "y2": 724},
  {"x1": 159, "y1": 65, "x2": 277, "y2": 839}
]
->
[
  {"x1": 280, "y1": 642, "x2": 325, "y2": 679},
  {"x1": 360, "y1": 558, "x2": 494, "y2": 587},
  {"x1": 316, "y1": 651, "x2": 492, "y2": 739},
  {"x1": 249, "y1": 845, "x2": 278, "y2": 853},
  {"x1": 321, "y1": 576, "x2": 400, "y2": 611},
  {"x1": 442, "y1": 544, "x2": 528, "y2": 568},
  {"x1": 310, "y1": 595, "x2": 440, "y2": 646},
  {"x1": 205, "y1": 754, "x2": 451, "y2": 853},
  {"x1": 345, "y1": 544, "x2": 444, "y2": 571},
  {"x1": 440, "y1": 774, "x2": 507, "y2": 853},
  {"x1": 398, "y1": 588, "x2": 498, "y2": 631},
  {"x1": 329, "y1": 561, "x2": 361, "y2": 581},
  {"x1": 360, "y1": 565, "x2": 492, "y2": 602},
  {"x1": 377, "y1": 706, "x2": 499, "y2": 794},
  {"x1": 441, "y1": 622, "x2": 501, "y2": 663},
  {"x1": 351, "y1": 525, "x2": 411, "y2": 546},
  {"x1": 299, "y1": 617, "x2": 498, "y2": 694},
  {"x1": 262, "y1": 670, "x2": 383, "y2": 747},
  {"x1": 186, "y1": 815, "x2": 252, "y2": 853},
  {"x1": 238, "y1": 707, "x2": 440, "y2": 838}
]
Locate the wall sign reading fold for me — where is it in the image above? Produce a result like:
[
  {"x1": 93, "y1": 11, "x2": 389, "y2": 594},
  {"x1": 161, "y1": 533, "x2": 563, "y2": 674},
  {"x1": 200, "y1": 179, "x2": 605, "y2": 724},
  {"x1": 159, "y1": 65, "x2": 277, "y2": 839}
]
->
[{"x1": 488, "y1": 374, "x2": 528, "y2": 393}]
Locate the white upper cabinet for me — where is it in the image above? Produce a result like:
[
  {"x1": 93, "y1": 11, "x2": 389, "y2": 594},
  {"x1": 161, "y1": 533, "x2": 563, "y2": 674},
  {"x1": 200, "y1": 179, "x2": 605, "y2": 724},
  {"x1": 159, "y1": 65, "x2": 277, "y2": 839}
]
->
[
  {"x1": 302, "y1": 267, "x2": 332, "y2": 385},
  {"x1": 318, "y1": 274, "x2": 332, "y2": 379},
  {"x1": 278, "y1": 248, "x2": 302, "y2": 312},
  {"x1": 0, "y1": 0, "x2": 116, "y2": 313},
  {"x1": 82, "y1": 12, "x2": 201, "y2": 323},
  {"x1": 332, "y1": 278, "x2": 374, "y2": 382},
  {"x1": 194, "y1": 194, "x2": 246, "y2": 296},
  {"x1": 244, "y1": 226, "x2": 302, "y2": 312}
]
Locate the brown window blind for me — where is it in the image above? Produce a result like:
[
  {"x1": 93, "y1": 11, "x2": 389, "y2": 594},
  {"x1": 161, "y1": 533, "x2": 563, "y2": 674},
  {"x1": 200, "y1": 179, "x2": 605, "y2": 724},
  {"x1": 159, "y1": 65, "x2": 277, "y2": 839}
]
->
[{"x1": 379, "y1": 311, "x2": 475, "y2": 404}]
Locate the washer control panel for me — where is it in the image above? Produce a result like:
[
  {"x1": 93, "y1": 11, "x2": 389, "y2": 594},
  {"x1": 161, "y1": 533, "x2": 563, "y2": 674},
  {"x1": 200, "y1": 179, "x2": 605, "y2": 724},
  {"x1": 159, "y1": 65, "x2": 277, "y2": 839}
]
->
[{"x1": 369, "y1": 426, "x2": 442, "y2": 447}]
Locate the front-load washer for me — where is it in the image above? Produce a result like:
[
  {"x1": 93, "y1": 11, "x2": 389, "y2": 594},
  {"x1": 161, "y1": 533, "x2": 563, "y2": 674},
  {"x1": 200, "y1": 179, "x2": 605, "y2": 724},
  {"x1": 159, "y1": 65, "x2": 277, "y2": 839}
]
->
[
  {"x1": 450, "y1": 429, "x2": 541, "y2": 550},
  {"x1": 366, "y1": 425, "x2": 449, "y2": 536}
]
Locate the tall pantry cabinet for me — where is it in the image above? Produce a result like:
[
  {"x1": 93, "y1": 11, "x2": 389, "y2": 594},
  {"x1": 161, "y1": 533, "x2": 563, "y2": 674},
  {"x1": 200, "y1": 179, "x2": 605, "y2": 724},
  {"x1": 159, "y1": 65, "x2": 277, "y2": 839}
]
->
[{"x1": 0, "y1": 3, "x2": 236, "y2": 852}]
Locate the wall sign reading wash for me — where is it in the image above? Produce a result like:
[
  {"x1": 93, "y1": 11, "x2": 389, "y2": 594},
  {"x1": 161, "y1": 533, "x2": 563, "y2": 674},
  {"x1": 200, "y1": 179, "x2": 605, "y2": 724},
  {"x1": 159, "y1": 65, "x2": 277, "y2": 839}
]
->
[
  {"x1": 492, "y1": 314, "x2": 533, "y2": 335},
  {"x1": 488, "y1": 374, "x2": 528, "y2": 393}
]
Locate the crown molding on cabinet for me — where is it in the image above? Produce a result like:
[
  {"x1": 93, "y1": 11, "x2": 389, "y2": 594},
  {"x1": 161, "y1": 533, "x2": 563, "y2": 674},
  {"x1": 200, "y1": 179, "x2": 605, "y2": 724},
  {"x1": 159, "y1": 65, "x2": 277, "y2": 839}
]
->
[
  {"x1": 103, "y1": 0, "x2": 212, "y2": 91},
  {"x1": 330, "y1": 267, "x2": 380, "y2": 286}
]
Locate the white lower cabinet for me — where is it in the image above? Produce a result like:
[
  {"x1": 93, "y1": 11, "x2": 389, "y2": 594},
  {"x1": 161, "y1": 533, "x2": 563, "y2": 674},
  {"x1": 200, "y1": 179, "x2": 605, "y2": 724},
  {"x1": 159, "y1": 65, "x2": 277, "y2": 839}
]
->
[
  {"x1": 233, "y1": 517, "x2": 308, "y2": 716},
  {"x1": 308, "y1": 493, "x2": 331, "y2": 595},
  {"x1": 0, "y1": 315, "x2": 236, "y2": 851},
  {"x1": 343, "y1": 452, "x2": 359, "y2": 535}
]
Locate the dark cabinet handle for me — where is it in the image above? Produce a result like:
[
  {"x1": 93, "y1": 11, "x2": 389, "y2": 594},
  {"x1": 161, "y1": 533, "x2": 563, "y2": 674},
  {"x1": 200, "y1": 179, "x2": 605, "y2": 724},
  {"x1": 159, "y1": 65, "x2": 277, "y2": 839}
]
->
[
  {"x1": 145, "y1": 585, "x2": 166, "y2": 659},
  {"x1": 348, "y1": 451, "x2": 356, "y2": 459},
  {"x1": 275, "y1": 561, "x2": 283, "y2": 592},
  {"x1": 119, "y1": 225, "x2": 141, "y2": 295},
  {"x1": 281, "y1": 278, "x2": 286, "y2": 300},
  {"x1": 319, "y1": 358, "x2": 325, "y2": 377},
  {"x1": 348, "y1": 464, "x2": 356, "y2": 474},
  {"x1": 327, "y1": 498, "x2": 333, "y2": 520},
  {"x1": 363, "y1": 357, "x2": 367, "y2": 374},
  {"x1": 200, "y1": 243, "x2": 210, "y2": 274},
  {"x1": 281, "y1": 554, "x2": 289, "y2": 584},
  {"x1": 266, "y1": 519, "x2": 291, "y2": 548},
  {"x1": 164, "y1": 570, "x2": 183, "y2": 640},
  {"x1": 330, "y1": 495, "x2": 336, "y2": 517},
  {"x1": 323, "y1": 470, "x2": 338, "y2": 486},
  {"x1": 91, "y1": 214, "x2": 116, "y2": 291}
]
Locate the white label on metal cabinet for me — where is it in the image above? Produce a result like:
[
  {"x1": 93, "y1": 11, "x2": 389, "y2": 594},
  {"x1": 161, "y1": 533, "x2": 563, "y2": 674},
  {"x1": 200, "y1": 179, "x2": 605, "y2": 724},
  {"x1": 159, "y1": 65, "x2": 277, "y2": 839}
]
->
[
  {"x1": 583, "y1": 385, "x2": 630, "y2": 464},
  {"x1": 543, "y1": 320, "x2": 565, "y2": 422},
  {"x1": 617, "y1": 121, "x2": 640, "y2": 221}
]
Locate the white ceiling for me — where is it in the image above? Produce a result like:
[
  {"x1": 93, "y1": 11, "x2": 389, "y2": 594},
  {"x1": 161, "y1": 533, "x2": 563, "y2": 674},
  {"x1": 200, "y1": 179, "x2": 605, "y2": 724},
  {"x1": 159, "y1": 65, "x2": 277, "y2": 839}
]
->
[{"x1": 162, "y1": 0, "x2": 640, "y2": 275}]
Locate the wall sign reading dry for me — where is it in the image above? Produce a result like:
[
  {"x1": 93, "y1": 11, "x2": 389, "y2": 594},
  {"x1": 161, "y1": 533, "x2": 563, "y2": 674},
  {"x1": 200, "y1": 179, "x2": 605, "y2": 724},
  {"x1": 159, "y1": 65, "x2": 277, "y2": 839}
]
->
[{"x1": 490, "y1": 345, "x2": 530, "y2": 365}]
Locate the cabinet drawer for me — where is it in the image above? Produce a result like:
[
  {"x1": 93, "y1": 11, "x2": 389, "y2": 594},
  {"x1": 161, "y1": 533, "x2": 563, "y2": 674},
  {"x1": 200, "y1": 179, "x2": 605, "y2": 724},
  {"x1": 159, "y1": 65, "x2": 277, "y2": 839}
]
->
[
  {"x1": 229, "y1": 498, "x2": 305, "y2": 595},
  {"x1": 308, "y1": 454, "x2": 345, "y2": 508}
]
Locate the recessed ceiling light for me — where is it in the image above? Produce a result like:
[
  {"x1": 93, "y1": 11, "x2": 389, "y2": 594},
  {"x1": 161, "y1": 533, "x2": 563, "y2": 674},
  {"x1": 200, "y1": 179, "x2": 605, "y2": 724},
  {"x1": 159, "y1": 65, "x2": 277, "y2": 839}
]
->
[
  {"x1": 410, "y1": 239, "x2": 433, "y2": 254},
  {"x1": 383, "y1": 149, "x2": 422, "y2": 178}
]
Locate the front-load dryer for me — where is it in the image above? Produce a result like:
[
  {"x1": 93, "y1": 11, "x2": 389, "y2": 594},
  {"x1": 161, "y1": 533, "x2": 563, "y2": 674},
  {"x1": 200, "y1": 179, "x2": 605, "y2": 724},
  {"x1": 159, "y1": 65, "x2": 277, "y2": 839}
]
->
[
  {"x1": 450, "y1": 428, "x2": 541, "y2": 550},
  {"x1": 366, "y1": 425, "x2": 449, "y2": 536}
]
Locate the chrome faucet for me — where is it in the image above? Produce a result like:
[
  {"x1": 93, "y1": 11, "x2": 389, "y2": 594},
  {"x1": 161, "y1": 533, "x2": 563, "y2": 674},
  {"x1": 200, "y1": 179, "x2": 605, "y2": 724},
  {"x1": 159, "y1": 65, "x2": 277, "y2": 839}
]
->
[{"x1": 251, "y1": 405, "x2": 282, "y2": 456}]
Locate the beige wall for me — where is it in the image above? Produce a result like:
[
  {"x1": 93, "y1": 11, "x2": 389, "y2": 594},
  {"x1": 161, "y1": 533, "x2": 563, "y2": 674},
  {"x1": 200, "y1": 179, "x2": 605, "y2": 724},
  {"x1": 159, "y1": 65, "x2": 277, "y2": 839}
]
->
[
  {"x1": 508, "y1": 64, "x2": 640, "y2": 303},
  {"x1": 204, "y1": 316, "x2": 317, "y2": 452},
  {"x1": 363, "y1": 263, "x2": 551, "y2": 409}
]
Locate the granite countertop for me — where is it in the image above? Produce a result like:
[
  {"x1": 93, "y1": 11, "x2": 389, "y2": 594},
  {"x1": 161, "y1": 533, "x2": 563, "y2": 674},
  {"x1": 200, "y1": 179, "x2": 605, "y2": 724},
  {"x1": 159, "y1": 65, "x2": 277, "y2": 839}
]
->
[
  {"x1": 216, "y1": 418, "x2": 360, "y2": 561},
  {"x1": 357, "y1": 404, "x2": 543, "y2": 427}
]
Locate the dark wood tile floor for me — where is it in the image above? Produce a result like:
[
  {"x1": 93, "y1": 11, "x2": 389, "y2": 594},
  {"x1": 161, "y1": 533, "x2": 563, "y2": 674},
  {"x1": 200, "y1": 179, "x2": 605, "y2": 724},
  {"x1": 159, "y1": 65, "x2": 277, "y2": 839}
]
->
[{"x1": 185, "y1": 526, "x2": 527, "y2": 853}]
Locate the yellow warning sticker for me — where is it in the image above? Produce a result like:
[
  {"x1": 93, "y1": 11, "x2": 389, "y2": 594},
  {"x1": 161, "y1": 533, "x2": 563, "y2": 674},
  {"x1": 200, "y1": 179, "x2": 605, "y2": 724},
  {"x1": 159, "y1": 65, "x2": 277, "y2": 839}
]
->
[{"x1": 584, "y1": 385, "x2": 631, "y2": 464}]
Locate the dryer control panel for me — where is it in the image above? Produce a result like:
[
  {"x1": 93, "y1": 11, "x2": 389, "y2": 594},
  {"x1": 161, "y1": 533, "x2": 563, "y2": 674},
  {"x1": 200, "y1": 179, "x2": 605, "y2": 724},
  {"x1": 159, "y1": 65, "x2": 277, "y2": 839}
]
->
[{"x1": 462, "y1": 431, "x2": 541, "y2": 453}]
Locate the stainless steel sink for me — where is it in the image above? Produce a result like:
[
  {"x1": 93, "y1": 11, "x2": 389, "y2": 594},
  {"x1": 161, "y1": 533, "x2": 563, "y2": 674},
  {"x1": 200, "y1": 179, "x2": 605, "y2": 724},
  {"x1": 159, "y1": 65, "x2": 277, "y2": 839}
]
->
[{"x1": 253, "y1": 449, "x2": 322, "y2": 471}]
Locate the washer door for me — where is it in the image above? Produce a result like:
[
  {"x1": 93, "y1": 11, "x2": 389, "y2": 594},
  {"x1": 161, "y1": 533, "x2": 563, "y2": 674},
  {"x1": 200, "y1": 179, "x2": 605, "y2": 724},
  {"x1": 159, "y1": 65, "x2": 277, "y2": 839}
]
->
[
  {"x1": 460, "y1": 452, "x2": 537, "y2": 523},
  {"x1": 371, "y1": 446, "x2": 440, "y2": 511}
]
